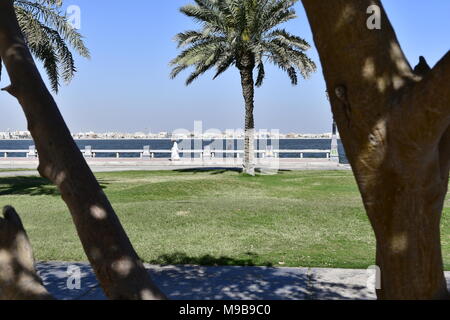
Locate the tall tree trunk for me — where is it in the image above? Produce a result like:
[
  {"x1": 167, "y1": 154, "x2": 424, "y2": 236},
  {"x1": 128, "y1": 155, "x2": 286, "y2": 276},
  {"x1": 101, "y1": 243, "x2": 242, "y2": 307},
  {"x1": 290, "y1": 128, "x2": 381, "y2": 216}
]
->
[
  {"x1": 0, "y1": 0, "x2": 165, "y2": 300},
  {"x1": 238, "y1": 53, "x2": 256, "y2": 175},
  {"x1": 302, "y1": 0, "x2": 449, "y2": 299}
]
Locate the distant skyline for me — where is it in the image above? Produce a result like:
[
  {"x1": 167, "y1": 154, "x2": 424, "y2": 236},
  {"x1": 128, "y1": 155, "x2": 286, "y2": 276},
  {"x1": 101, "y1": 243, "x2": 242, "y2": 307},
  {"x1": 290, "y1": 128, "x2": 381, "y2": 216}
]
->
[{"x1": 0, "y1": 0, "x2": 449, "y2": 133}]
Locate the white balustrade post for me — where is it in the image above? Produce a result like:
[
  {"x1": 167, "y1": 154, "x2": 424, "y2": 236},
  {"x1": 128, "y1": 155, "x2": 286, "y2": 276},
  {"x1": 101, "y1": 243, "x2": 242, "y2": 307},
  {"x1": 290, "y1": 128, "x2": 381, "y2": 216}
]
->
[
  {"x1": 27, "y1": 145, "x2": 37, "y2": 158},
  {"x1": 84, "y1": 146, "x2": 93, "y2": 158},
  {"x1": 203, "y1": 146, "x2": 212, "y2": 160},
  {"x1": 142, "y1": 146, "x2": 151, "y2": 159},
  {"x1": 265, "y1": 146, "x2": 274, "y2": 159}
]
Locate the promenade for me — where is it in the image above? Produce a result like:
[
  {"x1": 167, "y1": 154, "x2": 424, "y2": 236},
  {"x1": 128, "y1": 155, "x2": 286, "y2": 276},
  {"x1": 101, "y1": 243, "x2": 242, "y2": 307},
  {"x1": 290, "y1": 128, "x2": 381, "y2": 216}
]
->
[{"x1": 0, "y1": 158, "x2": 350, "y2": 173}]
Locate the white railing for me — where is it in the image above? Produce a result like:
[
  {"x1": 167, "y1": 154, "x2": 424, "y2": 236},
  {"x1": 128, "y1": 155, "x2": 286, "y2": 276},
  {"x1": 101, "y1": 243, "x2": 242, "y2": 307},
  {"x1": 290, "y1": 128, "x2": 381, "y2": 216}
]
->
[
  {"x1": 0, "y1": 146, "x2": 334, "y2": 160},
  {"x1": 0, "y1": 146, "x2": 38, "y2": 158},
  {"x1": 81, "y1": 149, "x2": 332, "y2": 159}
]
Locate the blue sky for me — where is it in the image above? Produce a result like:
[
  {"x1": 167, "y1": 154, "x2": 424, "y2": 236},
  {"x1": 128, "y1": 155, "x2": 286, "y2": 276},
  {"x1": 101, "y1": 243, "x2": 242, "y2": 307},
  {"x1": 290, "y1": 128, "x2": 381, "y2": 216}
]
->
[{"x1": 0, "y1": 0, "x2": 449, "y2": 133}]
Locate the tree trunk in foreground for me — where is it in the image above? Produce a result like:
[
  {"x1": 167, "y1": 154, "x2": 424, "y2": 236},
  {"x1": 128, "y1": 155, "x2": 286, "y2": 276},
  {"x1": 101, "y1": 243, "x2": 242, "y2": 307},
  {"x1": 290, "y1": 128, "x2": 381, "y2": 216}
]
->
[
  {"x1": 0, "y1": 0, "x2": 166, "y2": 300},
  {"x1": 238, "y1": 53, "x2": 256, "y2": 175},
  {"x1": 0, "y1": 206, "x2": 54, "y2": 300},
  {"x1": 302, "y1": 0, "x2": 449, "y2": 299}
]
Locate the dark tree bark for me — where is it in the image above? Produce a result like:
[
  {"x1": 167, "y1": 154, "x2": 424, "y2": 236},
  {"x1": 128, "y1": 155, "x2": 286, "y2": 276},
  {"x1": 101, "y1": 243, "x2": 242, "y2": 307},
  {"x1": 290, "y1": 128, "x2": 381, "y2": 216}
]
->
[
  {"x1": 0, "y1": 206, "x2": 54, "y2": 300},
  {"x1": 0, "y1": 0, "x2": 166, "y2": 300},
  {"x1": 238, "y1": 52, "x2": 256, "y2": 175},
  {"x1": 302, "y1": 0, "x2": 449, "y2": 299}
]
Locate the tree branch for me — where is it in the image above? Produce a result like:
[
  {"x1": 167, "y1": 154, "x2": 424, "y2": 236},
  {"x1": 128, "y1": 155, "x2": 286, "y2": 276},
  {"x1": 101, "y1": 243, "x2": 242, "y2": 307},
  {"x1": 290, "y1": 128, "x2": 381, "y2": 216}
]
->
[
  {"x1": 302, "y1": 0, "x2": 449, "y2": 161},
  {"x1": 399, "y1": 51, "x2": 450, "y2": 145},
  {"x1": 1, "y1": 84, "x2": 17, "y2": 97},
  {"x1": 301, "y1": 0, "x2": 418, "y2": 159}
]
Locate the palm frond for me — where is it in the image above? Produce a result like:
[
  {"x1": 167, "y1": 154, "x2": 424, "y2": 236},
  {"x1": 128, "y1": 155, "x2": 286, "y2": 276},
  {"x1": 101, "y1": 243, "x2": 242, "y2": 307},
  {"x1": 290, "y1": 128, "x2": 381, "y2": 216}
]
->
[
  {"x1": 2, "y1": 0, "x2": 90, "y2": 93},
  {"x1": 255, "y1": 62, "x2": 265, "y2": 87},
  {"x1": 266, "y1": 29, "x2": 310, "y2": 51},
  {"x1": 213, "y1": 52, "x2": 235, "y2": 79}
]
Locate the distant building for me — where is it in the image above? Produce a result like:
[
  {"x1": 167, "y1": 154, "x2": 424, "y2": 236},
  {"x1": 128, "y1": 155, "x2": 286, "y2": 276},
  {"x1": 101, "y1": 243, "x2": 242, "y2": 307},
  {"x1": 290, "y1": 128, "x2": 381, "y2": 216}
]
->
[{"x1": 0, "y1": 128, "x2": 339, "y2": 140}]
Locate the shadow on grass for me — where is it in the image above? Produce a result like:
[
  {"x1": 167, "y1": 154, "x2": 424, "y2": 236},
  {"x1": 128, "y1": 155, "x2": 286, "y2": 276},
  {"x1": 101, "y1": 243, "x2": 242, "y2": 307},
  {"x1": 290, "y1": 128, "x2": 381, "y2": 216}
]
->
[
  {"x1": 149, "y1": 252, "x2": 274, "y2": 267},
  {"x1": 0, "y1": 176, "x2": 109, "y2": 196},
  {"x1": 174, "y1": 168, "x2": 292, "y2": 175},
  {"x1": 174, "y1": 167, "x2": 242, "y2": 175}
]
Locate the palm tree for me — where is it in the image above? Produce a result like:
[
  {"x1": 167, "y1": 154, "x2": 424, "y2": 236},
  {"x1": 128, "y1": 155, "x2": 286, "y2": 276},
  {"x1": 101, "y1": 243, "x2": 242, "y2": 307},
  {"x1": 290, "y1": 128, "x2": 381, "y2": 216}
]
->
[
  {"x1": 0, "y1": 0, "x2": 89, "y2": 92},
  {"x1": 171, "y1": 0, "x2": 316, "y2": 174}
]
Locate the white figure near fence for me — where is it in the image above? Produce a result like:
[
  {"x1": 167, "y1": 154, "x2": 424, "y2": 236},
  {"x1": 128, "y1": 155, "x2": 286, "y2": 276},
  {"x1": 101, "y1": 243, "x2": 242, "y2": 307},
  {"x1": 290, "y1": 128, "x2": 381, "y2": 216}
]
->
[
  {"x1": 171, "y1": 142, "x2": 180, "y2": 161},
  {"x1": 330, "y1": 121, "x2": 339, "y2": 163}
]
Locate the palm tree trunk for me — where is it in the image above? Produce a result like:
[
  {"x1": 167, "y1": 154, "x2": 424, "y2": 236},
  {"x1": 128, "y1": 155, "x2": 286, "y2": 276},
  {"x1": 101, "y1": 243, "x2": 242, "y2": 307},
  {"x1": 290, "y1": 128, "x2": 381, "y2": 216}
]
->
[
  {"x1": 239, "y1": 54, "x2": 256, "y2": 175},
  {"x1": 0, "y1": 0, "x2": 165, "y2": 300}
]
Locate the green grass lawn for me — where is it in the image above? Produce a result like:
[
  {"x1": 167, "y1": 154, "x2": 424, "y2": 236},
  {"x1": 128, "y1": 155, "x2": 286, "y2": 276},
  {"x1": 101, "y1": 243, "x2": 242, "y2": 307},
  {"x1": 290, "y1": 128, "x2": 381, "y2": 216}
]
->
[{"x1": 0, "y1": 169, "x2": 448, "y2": 270}]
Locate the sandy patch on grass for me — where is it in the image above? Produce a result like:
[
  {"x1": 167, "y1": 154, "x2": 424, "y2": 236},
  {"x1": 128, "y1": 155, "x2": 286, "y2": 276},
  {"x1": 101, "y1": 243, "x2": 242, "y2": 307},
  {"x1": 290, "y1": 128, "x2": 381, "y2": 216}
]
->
[{"x1": 102, "y1": 174, "x2": 233, "y2": 185}]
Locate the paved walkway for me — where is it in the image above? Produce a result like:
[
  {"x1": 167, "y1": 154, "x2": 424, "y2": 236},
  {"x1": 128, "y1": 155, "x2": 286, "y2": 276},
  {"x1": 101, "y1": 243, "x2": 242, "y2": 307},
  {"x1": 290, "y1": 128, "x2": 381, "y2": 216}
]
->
[
  {"x1": 36, "y1": 262, "x2": 450, "y2": 300},
  {"x1": 0, "y1": 158, "x2": 351, "y2": 173}
]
